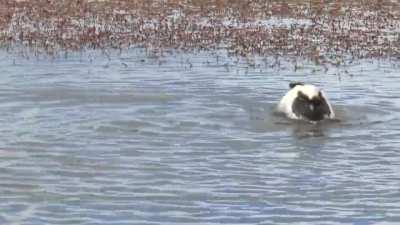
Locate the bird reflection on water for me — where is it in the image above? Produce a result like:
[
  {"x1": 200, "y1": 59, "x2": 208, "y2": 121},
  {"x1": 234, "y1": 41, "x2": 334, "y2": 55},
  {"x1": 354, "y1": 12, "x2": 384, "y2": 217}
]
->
[{"x1": 245, "y1": 102, "x2": 386, "y2": 140}]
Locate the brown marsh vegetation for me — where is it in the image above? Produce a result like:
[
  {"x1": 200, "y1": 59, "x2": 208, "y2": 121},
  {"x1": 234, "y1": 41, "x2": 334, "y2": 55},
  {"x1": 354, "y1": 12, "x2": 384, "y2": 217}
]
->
[{"x1": 1, "y1": 0, "x2": 400, "y2": 64}]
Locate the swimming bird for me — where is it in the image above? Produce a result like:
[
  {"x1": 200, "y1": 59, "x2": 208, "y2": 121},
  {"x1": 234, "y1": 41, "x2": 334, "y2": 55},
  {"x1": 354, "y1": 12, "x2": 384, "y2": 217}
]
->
[{"x1": 277, "y1": 82, "x2": 335, "y2": 122}]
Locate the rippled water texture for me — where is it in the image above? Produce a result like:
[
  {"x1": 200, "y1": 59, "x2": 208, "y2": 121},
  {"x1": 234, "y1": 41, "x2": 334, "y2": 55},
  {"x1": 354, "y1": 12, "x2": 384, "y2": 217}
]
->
[{"x1": 0, "y1": 50, "x2": 400, "y2": 224}]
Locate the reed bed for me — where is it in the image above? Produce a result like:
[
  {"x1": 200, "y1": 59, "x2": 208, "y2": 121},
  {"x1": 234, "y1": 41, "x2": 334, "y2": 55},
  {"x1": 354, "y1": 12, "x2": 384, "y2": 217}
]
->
[{"x1": 1, "y1": 0, "x2": 400, "y2": 64}]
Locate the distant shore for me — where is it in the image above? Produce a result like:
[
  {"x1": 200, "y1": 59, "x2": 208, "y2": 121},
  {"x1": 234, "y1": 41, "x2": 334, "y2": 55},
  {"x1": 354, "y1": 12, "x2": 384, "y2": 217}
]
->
[{"x1": 1, "y1": 0, "x2": 400, "y2": 64}]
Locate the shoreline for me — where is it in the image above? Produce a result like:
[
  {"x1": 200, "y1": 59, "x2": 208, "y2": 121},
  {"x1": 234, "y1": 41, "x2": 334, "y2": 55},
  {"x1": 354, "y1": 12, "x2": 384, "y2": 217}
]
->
[{"x1": 1, "y1": 0, "x2": 400, "y2": 65}]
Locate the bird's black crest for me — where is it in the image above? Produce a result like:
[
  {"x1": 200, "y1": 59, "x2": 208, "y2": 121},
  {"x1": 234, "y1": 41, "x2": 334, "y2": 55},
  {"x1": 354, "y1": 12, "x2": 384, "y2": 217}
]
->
[{"x1": 289, "y1": 82, "x2": 305, "y2": 89}]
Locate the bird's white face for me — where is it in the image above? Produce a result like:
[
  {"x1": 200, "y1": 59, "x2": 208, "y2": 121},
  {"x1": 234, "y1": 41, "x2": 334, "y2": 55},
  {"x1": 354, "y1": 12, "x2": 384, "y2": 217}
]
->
[{"x1": 295, "y1": 85, "x2": 320, "y2": 99}]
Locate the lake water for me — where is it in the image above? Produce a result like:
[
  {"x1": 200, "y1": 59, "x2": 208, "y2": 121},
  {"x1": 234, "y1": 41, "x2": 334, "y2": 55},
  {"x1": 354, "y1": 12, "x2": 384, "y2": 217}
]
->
[{"x1": 0, "y1": 49, "x2": 400, "y2": 225}]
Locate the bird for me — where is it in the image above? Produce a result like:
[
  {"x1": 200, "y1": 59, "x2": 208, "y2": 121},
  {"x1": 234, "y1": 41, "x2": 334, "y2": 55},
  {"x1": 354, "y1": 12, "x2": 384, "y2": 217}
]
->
[{"x1": 277, "y1": 82, "x2": 335, "y2": 122}]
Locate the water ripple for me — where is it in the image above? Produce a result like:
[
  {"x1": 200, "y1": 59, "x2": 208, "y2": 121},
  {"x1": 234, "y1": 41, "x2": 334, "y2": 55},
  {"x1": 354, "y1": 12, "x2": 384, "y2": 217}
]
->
[{"x1": 0, "y1": 51, "x2": 399, "y2": 224}]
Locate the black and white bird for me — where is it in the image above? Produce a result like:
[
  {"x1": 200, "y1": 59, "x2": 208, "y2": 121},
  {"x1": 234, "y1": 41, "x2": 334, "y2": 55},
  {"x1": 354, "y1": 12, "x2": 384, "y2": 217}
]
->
[{"x1": 277, "y1": 82, "x2": 335, "y2": 122}]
